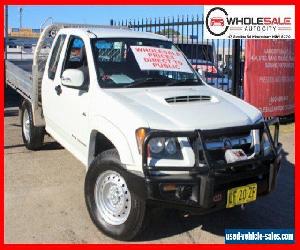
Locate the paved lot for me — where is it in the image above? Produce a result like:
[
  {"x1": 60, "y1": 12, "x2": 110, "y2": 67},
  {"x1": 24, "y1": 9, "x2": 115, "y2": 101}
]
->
[{"x1": 4, "y1": 90, "x2": 294, "y2": 243}]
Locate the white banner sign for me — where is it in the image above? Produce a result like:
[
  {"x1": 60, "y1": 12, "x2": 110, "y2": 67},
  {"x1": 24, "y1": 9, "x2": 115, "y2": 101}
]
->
[
  {"x1": 130, "y1": 46, "x2": 193, "y2": 73},
  {"x1": 204, "y1": 5, "x2": 295, "y2": 39}
]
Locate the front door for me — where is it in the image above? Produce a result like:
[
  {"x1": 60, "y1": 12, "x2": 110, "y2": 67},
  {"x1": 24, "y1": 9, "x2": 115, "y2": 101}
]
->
[
  {"x1": 58, "y1": 36, "x2": 91, "y2": 160},
  {"x1": 42, "y1": 34, "x2": 91, "y2": 163}
]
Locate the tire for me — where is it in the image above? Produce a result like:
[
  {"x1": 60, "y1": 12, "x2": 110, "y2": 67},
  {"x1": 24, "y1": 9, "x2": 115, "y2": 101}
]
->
[
  {"x1": 85, "y1": 149, "x2": 147, "y2": 241},
  {"x1": 21, "y1": 101, "x2": 44, "y2": 150}
]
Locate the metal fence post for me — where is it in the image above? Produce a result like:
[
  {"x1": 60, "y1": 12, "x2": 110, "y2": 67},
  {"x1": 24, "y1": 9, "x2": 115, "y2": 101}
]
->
[{"x1": 231, "y1": 39, "x2": 241, "y2": 97}]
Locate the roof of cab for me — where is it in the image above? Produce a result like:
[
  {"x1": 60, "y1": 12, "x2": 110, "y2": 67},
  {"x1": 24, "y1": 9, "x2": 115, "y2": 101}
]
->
[{"x1": 60, "y1": 27, "x2": 169, "y2": 41}]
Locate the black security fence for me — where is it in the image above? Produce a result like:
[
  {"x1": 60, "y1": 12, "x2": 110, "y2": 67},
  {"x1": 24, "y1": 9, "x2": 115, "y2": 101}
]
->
[{"x1": 111, "y1": 16, "x2": 244, "y2": 97}]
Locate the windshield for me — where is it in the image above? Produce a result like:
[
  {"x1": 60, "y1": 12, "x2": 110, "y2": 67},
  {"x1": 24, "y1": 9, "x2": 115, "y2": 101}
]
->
[{"x1": 91, "y1": 38, "x2": 203, "y2": 88}]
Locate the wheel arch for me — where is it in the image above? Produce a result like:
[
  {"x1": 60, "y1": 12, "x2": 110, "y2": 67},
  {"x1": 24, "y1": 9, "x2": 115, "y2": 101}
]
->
[{"x1": 87, "y1": 118, "x2": 135, "y2": 169}]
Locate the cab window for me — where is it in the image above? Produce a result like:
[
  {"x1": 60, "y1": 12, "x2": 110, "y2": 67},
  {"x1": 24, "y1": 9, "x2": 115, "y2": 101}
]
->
[
  {"x1": 48, "y1": 34, "x2": 66, "y2": 80},
  {"x1": 62, "y1": 36, "x2": 89, "y2": 86}
]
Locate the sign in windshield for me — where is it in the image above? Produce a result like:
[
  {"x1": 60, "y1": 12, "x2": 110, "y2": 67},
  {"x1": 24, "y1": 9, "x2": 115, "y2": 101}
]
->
[{"x1": 130, "y1": 46, "x2": 193, "y2": 73}]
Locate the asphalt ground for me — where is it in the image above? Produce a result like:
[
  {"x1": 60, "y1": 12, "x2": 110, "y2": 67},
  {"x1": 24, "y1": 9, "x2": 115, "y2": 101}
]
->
[{"x1": 4, "y1": 87, "x2": 295, "y2": 243}]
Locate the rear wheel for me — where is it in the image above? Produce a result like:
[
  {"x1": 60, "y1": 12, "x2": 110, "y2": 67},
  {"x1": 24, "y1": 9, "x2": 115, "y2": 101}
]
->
[
  {"x1": 85, "y1": 149, "x2": 148, "y2": 241},
  {"x1": 21, "y1": 101, "x2": 44, "y2": 150}
]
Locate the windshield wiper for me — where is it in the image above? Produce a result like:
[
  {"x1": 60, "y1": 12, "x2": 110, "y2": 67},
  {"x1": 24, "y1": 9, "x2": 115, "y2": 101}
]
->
[
  {"x1": 166, "y1": 79, "x2": 201, "y2": 86},
  {"x1": 125, "y1": 77, "x2": 173, "y2": 88}
]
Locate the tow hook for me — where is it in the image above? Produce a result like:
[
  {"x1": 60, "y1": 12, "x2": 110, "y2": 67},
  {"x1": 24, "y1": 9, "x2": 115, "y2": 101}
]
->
[{"x1": 241, "y1": 204, "x2": 246, "y2": 210}]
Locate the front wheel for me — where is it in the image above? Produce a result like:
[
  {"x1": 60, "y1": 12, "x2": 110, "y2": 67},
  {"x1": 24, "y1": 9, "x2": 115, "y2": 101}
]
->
[{"x1": 84, "y1": 149, "x2": 147, "y2": 241}]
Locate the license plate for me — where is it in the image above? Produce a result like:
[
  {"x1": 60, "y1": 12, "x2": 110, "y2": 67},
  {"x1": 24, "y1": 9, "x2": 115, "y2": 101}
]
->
[{"x1": 226, "y1": 183, "x2": 257, "y2": 208}]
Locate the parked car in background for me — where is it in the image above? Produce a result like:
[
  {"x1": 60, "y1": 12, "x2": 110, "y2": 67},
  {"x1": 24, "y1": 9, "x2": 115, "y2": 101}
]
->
[
  {"x1": 192, "y1": 59, "x2": 232, "y2": 92},
  {"x1": 176, "y1": 41, "x2": 232, "y2": 91},
  {"x1": 6, "y1": 39, "x2": 17, "y2": 48},
  {"x1": 22, "y1": 43, "x2": 33, "y2": 53}
]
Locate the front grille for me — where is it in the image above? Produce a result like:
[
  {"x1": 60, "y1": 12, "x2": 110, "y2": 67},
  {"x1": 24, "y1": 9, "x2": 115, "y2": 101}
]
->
[
  {"x1": 199, "y1": 143, "x2": 252, "y2": 163},
  {"x1": 198, "y1": 132, "x2": 254, "y2": 164}
]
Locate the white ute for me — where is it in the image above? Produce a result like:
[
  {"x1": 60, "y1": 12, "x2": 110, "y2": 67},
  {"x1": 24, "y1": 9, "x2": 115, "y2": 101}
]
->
[{"x1": 6, "y1": 23, "x2": 282, "y2": 240}]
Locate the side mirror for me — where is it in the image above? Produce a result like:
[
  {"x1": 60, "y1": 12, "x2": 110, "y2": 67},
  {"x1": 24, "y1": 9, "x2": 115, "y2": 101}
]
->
[{"x1": 61, "y1": 69, "x2": 84, "y2": 88}]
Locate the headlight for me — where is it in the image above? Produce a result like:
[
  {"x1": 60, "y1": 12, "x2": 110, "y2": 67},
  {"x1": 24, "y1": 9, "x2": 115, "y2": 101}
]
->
[
  {"x1": 165, "y1": 138, "x2": 177, "y2": 155},
  {"x1": 148, "y1": 137, "x2": 182, "y2": 159},
  {"x1": 149, "y1": 137, "x2": 165, "y2": 154},
  {"x1": 135, "y1": 128, "x2": 183, "y2": 159}
]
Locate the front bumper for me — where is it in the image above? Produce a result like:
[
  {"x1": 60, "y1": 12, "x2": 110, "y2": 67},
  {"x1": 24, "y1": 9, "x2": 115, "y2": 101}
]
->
[{"x1": 138, "y1": 118, "x2": 282, "y2": 214}]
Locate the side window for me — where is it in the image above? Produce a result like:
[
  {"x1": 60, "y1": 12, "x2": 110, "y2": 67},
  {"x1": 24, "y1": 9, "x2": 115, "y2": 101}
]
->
[
  {"x1": 48, "y1": 34, "x2": 66, "y2": 80},
  {"x1": 62, "y1": 36, "x2": 89, "y2": 85}
]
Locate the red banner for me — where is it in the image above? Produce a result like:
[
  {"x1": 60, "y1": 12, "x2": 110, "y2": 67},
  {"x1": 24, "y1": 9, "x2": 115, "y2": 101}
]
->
[{"x1": 244, "y1": 40, "x2": 294, "y2": 117}]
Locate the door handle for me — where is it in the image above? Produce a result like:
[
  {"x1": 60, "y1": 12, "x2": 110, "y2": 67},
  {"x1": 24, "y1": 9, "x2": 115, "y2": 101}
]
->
[{"x1": 55, "y1": 85, "x2": 62, "y2": 96}]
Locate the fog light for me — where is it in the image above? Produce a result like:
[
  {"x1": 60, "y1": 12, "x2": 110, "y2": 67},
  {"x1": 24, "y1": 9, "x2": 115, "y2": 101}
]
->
[{"x1": 162, "y1": 183, "x2": 177, "y2": 192}]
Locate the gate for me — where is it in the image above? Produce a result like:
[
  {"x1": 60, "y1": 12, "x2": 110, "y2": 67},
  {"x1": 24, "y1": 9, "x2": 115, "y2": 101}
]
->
[{"x1": 111, "y1": 16, "x2": 244, "y2": 97}]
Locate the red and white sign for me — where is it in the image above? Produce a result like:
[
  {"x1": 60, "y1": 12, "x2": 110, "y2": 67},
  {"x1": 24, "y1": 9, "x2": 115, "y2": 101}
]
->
[
  {"x1": 244, "y1": 40, "x2": 294, "y2": 117},
  {"x1": 204, "y1": 5, "x2": 295, "y2": 39},
  {"x1": 130, "y1": 46, "x2": 193, "y2": 73}
]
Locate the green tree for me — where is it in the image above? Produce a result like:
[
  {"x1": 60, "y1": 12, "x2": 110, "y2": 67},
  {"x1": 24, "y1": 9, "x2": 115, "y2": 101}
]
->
[{"x1": 156, "y1": 29, "x2": 180, "y2": 37}]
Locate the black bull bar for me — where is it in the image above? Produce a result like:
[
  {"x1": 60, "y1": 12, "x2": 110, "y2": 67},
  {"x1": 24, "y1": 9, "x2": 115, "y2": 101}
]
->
[{"x1": 140, "y1": 118, "x2": 282, "y2": 210}]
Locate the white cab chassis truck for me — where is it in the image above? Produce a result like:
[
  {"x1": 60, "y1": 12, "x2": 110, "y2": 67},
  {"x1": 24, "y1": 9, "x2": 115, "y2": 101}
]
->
[{"x1": 6, "y1": 23, "x2": 282, "y2": 241}]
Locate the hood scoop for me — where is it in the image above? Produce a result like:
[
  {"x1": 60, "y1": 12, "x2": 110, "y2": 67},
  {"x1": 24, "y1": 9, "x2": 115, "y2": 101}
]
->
[{"x1": 165, "y1": 95, "x2": 212, "y2": 104}]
